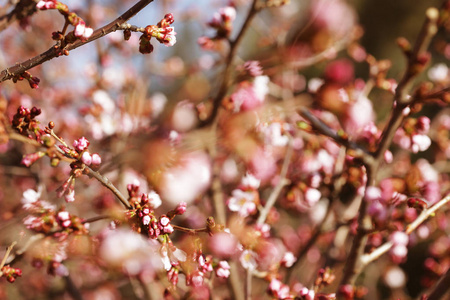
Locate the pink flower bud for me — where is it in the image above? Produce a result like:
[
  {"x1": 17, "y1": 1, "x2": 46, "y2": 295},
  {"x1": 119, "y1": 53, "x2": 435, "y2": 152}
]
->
[
  {"x1": 91, "y1": 153, "x2": 102, "y2": 165},
  {"x1": 174, "y1": 202, "x2": 187, "y2": 215},
  {"x1": 74, "y1": 21, "x2": 86, "y2": 37},
  {"x1": 81, "y1": 152, "x2": 92, "y2": 165}
]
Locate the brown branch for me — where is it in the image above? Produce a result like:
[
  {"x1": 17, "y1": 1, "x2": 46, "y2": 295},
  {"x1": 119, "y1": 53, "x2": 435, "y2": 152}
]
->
[
  {"x1": 85, "y1": 166, "x2": 131, "y2": 209},
  {"x1": 0, "y1": 0, "x2": 37, "y2": 32},
  {"x1": 298, "y1": 107, "x2": 373, "y2": 164},
  {"x1": 0, "y1": 0, "x2": 154, "y2": 83}
]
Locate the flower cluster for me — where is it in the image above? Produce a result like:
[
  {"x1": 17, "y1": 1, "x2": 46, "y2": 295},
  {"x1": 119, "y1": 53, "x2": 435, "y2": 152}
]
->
[
  {"x1": 126, "y1": 181, "x2": 186, "y2": 239},
  {"x1": 22, "y1": 188, "x2": 89, "y2": 238},
  {"x1": 0, "y1": 265, "x2": 22, "y2": 283},
  {"x1": 197, "y1": 6, "x2": 236, "y2": 50},
  {"x1": 139, "y1": 14, "x2": 176, "y2": 54},
  {"x1": 394, "y1": 116, "x2": 432, "y2": 153},
  {"x1": 36, "y1": 0, "x2": 93, "y2": 43}
]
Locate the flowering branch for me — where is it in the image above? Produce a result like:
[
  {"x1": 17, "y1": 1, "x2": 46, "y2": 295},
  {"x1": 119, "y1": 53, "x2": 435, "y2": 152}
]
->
[
  {"x1": 338, "y1": 7, "x2": 441, "y2": 290},
  {"x1": 0, "y1": 0, "x2": 155, "y2": 83},
  {"x1": 201, "y1": 0, "x2": 262, "y2": 126},
  {"x1": 360, "y1": 194, "x2": 449, "y2": 267}
]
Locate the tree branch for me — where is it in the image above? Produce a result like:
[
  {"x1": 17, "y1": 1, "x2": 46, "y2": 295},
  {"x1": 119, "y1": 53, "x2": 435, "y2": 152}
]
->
[{"x1": 0, "y1": 0, "x2": 154, "y2": 83}]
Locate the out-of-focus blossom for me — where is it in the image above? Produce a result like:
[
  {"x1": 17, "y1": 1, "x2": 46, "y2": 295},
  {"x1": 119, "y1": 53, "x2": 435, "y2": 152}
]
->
[
  {"x1": 99, "y1": 229, "x2": 162, "y2": 275},
  {"x1": 227, "y1": 189, "x2": 258, "y2": 217},
  {"x1": 389, "y1": 231, "x2": 409, "y2": 263},
  {"x1": 160, "y1": 151, "x2": 211, "y2": 205},
  {"x1": 268, "y1": 278, "x2": 291, "y2": 299},
  {"x1": 281, "y1": 251, "x2": 297, "y2": 268},
  {"x1": 427, "y1": 63, "x2": 449, "y2": 83},
  {"x1": 240, "y1": 249, "x2": 258, "y2": 271},
  {"x1": 215, "y1": 261, "x2": 231, "y2": 278},
  {"x1": 311, "y1": 0, "x2": 356, "y2": 37},
  {"x1": 260, "y1": 122, "x2": 290, "y2": 147},
  {"x1": 241, "y1": 173, "x2": 260, "y2": 190},
  {"x1": 208, "y1": 232, "x2": 239, "y2": 258},
  {"x1": 229, "y1": 76, "x2": 269, "y2": 112}
]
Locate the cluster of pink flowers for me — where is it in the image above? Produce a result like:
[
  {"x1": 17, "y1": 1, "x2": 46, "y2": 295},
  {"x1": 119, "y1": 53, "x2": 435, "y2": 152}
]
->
[
  {"x1": 394, "y1": 116, "x2": 432, "y2": 153},
  {"x1": 139, "y1": 14, "x2": 177, "y2": 53},
  {"x1": 197, "y1": 6, "x2": 236, "y2": 49}
]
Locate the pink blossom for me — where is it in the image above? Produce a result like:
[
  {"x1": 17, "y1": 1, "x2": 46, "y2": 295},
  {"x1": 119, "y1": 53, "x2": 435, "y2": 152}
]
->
[
  {"x1": 215, "y1": 261, "x2": 231, "y2": 278},
  {"x1": 208, "y1": 232, "x2": 239, "y2": 258},
  {"x1": 74, "y1": 21, "x2": 86, "y2": 37},
  {"x1": 91, "y1": 153, "x2": 102, "y2": 165},
  {"x1": 390, "y1": 231, "x2": 409, "y2": 246},
  {"x1": 304, "y1": 188, "x2": 321, "y2": 206},
  {"x1": 240, "y1": 249, "x2": 258, "y2": 270},
  {"x1": 427, "y1": 63, "x2": 449, "y2": 82},
  {"x1": 148, "y1": 191, "x2": 162, "y2": 208},
  {"x1": 299, "y1": 287, "x2": 315, "y2": 300},
  {"x1": 161, "y1": 152, "x2": 211, "y2": 205},
  {"x1": 241, "y1": 173, "x2": 260, "y2": 190},
  {"x1": 36, "y1": 0, "x2": 57, "y2": 10},
  {"x1": 142, "y1": 215, "x2": 151, "y2": 226},
  {"x1": 230, "y1": 76, "x2": 269, "y2": 112},
  {"x1": 390, "y1": 244, "x2": 408, "y2": 264},
  {"x1": 268, "y1": 279, "x2": 291, "y2": 299},
  {"x1": 219, "y1": 6, "x2": 236, "y2": 22},
  {"x1": 64, "y1": 189, "x2": 75, "y2": 202},
  {"x1": 190, "y1": 270, "x2": 204, "y2": 287},
  {"x1": 416, "y1": 116, "x2": 431, "y2": 134},
  {"x1": 411, "y1": 134, "x2": 431, "y2": 153},
  {"x1": 384, "y1": 150, "x2": 393, "y2": 163},
  {"x1": 281, "y1": 251, "x2": 297, "y2": 268},
  {"x1": 227, "y1": 189, "x2": 257, "y2": 217},
  {"x1": 73, "y1": 137, "x2": 90, "y2": 152},
  {"x1": 174, "y1": 202, "x2": 187, "y2": 215},
  {"x1": 21, "y1": 151, "x2": 45, "y2": 167},
  {"x1": 21, "y1": 188, "x2": 42, "y2": 205},
  {"x1": 81, "y1": 152, "x2": 92, "y2": 165},
  {"x1": 74, "y1": 21, "x2": 93, "y2": 39}
]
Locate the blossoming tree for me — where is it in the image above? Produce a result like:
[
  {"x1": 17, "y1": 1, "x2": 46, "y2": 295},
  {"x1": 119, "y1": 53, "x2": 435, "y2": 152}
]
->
[{"x1": 0, "y1": 0, "x2": 449, "y2": 299}]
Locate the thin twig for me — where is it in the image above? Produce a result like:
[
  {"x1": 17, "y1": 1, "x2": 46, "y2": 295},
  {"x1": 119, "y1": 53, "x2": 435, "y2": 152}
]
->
[
  {"x1": 0, "y1": 242, "x2": 17, "y2": 272},
  {"x1": 0, "y1": 0, "x2": 154, "y2": 82},
  {"x1": 246, "y1": 268, "x2": 252, "y2": 300},
  {"x1": 85, "y1": 166, "x2": 131, "y2": 209},
  {"x1": 256, "y1": 139, "x2": 293, "y2": 225}
]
